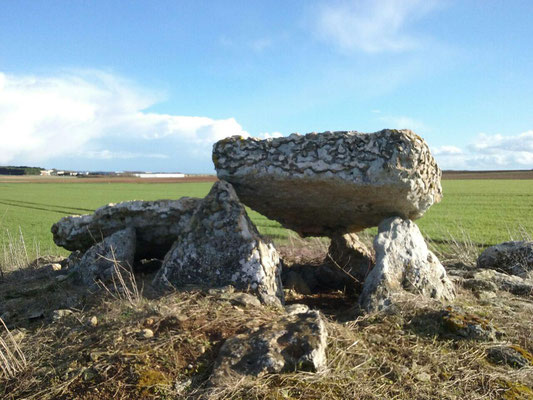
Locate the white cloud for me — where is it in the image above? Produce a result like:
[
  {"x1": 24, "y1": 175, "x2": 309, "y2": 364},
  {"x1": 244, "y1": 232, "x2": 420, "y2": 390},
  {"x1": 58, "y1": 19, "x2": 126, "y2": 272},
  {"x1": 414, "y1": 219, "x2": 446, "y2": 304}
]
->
[
  {"x1": 432, "y1": 146, "x2": 463, "y2": 156},
  {"x1": 259, "y1": 131, "x2": 284, "y2": 139},
  {"x1": 315, "y1": 0, "x2": 442, "y2": 53},
  {"x1": 433, "y1": 131, "x2": 533, "y2": 170},
  {"x1": 0, "y1": 70, "x2": 248, "y2": 170}
]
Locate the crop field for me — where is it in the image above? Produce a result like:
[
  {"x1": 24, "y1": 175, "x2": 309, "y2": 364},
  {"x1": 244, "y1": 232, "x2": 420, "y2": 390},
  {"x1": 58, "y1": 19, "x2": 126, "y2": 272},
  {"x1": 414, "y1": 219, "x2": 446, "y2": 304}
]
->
[{"x1": 0, "y1": 177, "x2": 532, "y2": 261}]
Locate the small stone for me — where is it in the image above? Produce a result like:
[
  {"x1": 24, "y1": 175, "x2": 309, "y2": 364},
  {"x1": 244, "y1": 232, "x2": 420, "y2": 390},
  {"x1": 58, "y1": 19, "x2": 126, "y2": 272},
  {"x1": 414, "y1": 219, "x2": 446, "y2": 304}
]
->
[
  {"x1": 138, "y1": 328, "x2": 154, "y2": 339},
  {"x1": 56, "y1": 274, "x2": 69, "y2": 282},
  {"x1": 415, "y1": 372, "x2": 432, "y2": 382},
  {"x1": 285, "y1": 304, "x2": 310, "y2": 315},
  {"x1": 227, "y1": 292, "x2": 262, "y2": 308},
  {"x1": 442, "y1": 307, "x2": 501, "y2": 341},
  {"x1": 487, "y1": 345, "x2": 533, "y2": 369},
  {"x1": 88, "y1": 316, "x2": 98, "y2": 327},
  {"x1": 44, "y1": 263, "x2": 62, "y2": 272},
  {"x1": 52, "y1": 309, "x2": 74, "y2": 321}
]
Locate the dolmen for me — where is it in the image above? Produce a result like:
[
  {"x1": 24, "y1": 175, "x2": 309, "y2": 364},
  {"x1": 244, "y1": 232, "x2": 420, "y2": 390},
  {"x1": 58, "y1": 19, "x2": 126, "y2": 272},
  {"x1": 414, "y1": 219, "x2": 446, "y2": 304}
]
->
[
  {"x1": 213, "y1": 129, "x2": 455, "y2": 311},
  {"x1": 52, "y1": 128, "x2": 455, "y2": 313}
]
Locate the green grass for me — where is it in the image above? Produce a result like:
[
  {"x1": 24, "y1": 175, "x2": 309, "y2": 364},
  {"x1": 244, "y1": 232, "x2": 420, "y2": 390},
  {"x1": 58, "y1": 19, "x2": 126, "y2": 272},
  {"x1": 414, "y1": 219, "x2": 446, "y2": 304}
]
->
[{"x1": 0, "y1": 180, "x2": 532, "y2": 261}]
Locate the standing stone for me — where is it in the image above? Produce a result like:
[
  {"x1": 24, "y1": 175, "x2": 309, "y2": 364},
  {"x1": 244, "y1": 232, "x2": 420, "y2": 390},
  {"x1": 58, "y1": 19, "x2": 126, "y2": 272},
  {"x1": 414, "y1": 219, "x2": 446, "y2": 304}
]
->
[
  {"x1": 327, "y1": 233, "x2": 375, "y2": 285},
  {"x1": 213, "y1": 129, "x2": 442, "y2": 237},
  {"x1": 477, "y1": 241, "x2": 533, "y2": 278},
  {"x1": 51, "y1": 197, "x2": 200, "y2": 259},
  {"x1": 210, "y1": 310, "x2": 327, "y2": 386},
  {"x1": 359, "y1": 217, "x2": 455, "y2": 312},
  {"x1": 154, "y1": 181, "x2": 284, "y2": 306},
  {"x1": 72, "y1": 227, "x2": 136, "y2": 288}
]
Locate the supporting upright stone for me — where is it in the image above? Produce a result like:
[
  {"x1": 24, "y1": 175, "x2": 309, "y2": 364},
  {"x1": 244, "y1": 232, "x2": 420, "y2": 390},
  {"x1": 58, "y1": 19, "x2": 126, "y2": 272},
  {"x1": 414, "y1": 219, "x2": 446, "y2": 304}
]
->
[
  {"x1": 72, "y1": 227, "x2": 136, "y2": 288},
  {"x1": 359, "y1": 217, "x2": 455, "y2": 312},
  {"x1": 214, "y1": 129, "x2": 442, "y2": 237},
  {"x1": 327, "y1": 233, "x2": 375, "y2": 286},
  {"x1": 154, "y1": 181, "x2": 284, "y2": 306}
]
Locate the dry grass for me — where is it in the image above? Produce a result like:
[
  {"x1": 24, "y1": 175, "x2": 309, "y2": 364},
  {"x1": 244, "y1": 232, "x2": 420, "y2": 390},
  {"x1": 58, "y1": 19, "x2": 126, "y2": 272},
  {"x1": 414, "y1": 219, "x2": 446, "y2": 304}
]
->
[
  {"x1": 0, "y1": 317, "x2": 27, "y2": 379},
  {"x1": 0, "y1": 231, "x2": 532, "y2": 399},
  {"x1": 97, "y1": 249, "x2": 143, "y2": 308}
]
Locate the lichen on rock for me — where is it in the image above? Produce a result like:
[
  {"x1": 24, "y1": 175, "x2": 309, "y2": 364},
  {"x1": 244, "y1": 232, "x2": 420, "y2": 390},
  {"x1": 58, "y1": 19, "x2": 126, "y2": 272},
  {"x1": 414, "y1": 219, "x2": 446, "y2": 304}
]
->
[
  {"x1": 154, "y1": 181, "x2": 284, "y2": 306},
  {"x1": 210, "y1": 309, "x2": 327, "y2": 386},
  {"x1": 213, "y1": 129, "x2": 442, "y2": 237},
  {"x1": 359, "y1": 217, "x2": 455, "y2": 312}
]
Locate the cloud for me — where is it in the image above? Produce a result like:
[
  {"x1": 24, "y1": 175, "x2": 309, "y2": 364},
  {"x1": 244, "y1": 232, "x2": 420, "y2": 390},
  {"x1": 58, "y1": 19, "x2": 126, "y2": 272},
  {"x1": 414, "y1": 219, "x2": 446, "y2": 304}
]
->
[
  {"x1": 0, "y1": 70, "x2": 247, "y2": 171},
  {"x1": 258, "y1": 131, "x2": 284, "y2": 139},
  {"x1": 315, "y1": 0, "x2": 442, "y2": 53},
  {"x1": 432, "y1": 146, "x2": 463, "y2": 156},
  {"x1": 432, "y1": 131, "x2": 533, "y2": 170}
]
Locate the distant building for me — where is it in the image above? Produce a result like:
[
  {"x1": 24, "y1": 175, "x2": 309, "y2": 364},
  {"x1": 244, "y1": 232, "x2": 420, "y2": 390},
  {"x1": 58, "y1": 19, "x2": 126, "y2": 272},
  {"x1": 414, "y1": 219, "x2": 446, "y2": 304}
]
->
[
  {"x1": 40, "y1": 169, "x2": 54, "y2": 176},
  {"x1": 133, "y1": 173, "x2": 185, "y2": 178}
]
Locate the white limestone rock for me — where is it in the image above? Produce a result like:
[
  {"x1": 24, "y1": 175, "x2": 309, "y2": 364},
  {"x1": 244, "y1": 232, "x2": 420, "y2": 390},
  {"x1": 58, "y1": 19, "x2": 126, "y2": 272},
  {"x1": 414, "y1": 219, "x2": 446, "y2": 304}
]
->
[
  {"x1": 72, "y1": 227, "x2": 136, "y2": 288},
  {"x1": 51, "y1": 197, "x2": 200, "y2": 259},
  {"x1": 154, "y1": 181, "x2": 284, "y2": 306},
  {"x1": 210, "y1": 310, "x2": 327, "y2": 386},
  {"x1": 359, "y1": 217, "x2": 455, "y2": 312},
  {"x1": 213, "y1": 129, "x2": 442, "y2": 236}
]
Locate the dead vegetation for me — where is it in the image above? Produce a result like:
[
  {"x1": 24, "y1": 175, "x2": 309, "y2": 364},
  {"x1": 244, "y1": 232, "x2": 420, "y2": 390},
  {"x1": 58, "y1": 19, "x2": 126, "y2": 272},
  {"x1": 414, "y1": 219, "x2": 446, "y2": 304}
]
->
[{"x1": 0, "y1": 235, "x2": 532, "y2": 399}]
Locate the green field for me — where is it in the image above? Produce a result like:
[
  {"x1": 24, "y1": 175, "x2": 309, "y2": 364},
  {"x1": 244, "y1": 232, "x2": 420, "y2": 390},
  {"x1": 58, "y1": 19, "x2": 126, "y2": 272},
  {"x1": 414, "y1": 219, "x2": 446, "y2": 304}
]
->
[{"x1": 0, "y1": 180, "x2": 532, "y2": 261}]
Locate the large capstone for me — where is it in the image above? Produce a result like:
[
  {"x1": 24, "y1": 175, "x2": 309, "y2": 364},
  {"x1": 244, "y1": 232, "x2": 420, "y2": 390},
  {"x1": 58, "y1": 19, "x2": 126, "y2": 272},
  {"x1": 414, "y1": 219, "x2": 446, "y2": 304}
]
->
[
  {"x1": 210, "y1": 310, "x2": 327, "y2": 386},
  {"x1": 71, "y1": 227, "x2": 136, "y2": 288},
  {"x1": 213, "y1": 129, "x2": 442, "y2": 237},
  {"x1": 359, "y1": 217, "x2": 455, "y2": 312},
  {"x1": 154, "y1": 181, "x2": 284, "y2": 306},
  {"x1": 51, "y1": 197, "x2": 200, "y2": 259}
]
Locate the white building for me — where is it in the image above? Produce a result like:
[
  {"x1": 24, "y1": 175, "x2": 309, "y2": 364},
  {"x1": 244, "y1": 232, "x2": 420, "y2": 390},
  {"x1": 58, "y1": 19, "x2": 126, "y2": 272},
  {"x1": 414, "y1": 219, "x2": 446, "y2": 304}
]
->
[{"x1": 133, "y1": 173, "x2": 185, "y2": 178}]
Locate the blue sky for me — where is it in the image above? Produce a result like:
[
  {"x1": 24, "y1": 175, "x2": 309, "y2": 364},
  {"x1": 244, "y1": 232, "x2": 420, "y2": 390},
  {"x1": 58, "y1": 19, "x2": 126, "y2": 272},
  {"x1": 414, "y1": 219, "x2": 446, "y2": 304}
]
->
[{"x1": 0, "y1": 0, "x2": 532, "y2": 172}]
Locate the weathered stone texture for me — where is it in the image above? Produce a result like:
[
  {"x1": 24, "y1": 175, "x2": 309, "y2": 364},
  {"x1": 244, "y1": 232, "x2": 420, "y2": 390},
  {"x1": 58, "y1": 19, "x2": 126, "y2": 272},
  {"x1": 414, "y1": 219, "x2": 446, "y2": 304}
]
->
[
  {"x1": 210, "y1": 310, "x2": 327, "y2": 386},
  {"x1": 359, "y1": 217, "x2": 455, "y2": 312},
  {"x1": 72, "y1": 227, "x2": 136, "y2": 288},
  {"x1": 477, "y1": 241, "x2": 533, "y2": 278},
  {"x1": 154, "y1": 181, "x2": 284, "y2": 306},
  {"x1": 327, "y1": 233, "x2": 375, "y2": 285},
  {"x1": 213, "y1": 129, "x2": 442, "y2": 236},
  {"x1": 51, "y1": 198, "x2": 200, "y2": 259}
]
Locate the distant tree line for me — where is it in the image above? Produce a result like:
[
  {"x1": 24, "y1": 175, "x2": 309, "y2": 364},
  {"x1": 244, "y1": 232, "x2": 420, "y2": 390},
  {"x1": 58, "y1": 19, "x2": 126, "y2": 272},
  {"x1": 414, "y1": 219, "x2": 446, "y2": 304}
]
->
[{"x1": 0, "y1": 166, "x2": 43, "y2": 175}]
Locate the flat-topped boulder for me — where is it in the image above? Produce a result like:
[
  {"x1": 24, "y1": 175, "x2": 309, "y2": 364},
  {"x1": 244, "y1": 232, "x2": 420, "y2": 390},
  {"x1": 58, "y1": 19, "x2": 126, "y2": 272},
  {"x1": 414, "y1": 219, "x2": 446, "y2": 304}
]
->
[
  {"x1": 51, "y1": 197, "x2": 200, "y2": 259},
  {"x1": 213, "y1": 129, "x2": 442, "y2": 236}
]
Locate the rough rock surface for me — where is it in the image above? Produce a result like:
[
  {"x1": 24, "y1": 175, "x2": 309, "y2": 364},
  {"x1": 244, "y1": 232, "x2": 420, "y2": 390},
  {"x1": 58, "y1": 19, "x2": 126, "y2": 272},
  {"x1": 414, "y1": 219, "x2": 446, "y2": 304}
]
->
[
  {"x1": 359, "y1": 217, "x2": 455, "y2": 312},
  {"x1": 477, "y1": 241, "x2": 533, "y2": 278},
  {"x1": 210, "y1": 310, "x2": 327, "y2": 385},
  {"x1": 442, "y1": 307, "x2": 501, "y2": 341},
  {"x1": 213, "y1": 129, "x2": 442, "y2": 236},
  {"x1": 463, "y1": 269, "x2": 533, "y2": 296},
  {"x1": 72, "y1": 227, "x2": 136, "y2": 288},
  {"x1": 154, "y1": 181, "x2": 284, "y2": 306},
  {"x1": 51, "y1": 197, "x2": 200, "y2": 259},
  {"x1": 327, "y1": 233, "x2": 375, "y2": 285},
  {"x1": 487, "y1": 345, "x2": 533, "y2": 368}
]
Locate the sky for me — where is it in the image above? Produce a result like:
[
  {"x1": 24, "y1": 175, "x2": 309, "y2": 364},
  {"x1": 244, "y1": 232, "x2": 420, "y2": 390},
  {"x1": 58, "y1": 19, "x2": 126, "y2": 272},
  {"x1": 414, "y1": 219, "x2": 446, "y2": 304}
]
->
[{"x1": 0, "y1": 0, "x2": 532, "y2": 173}]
